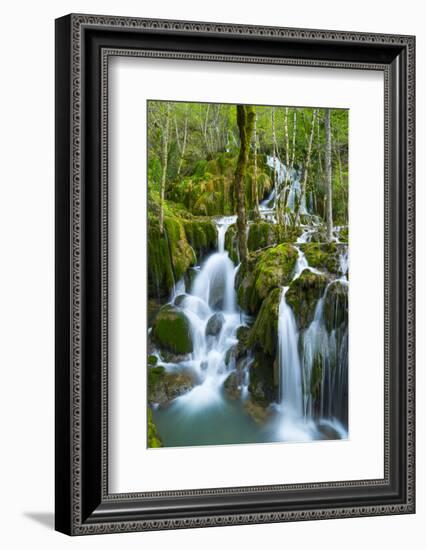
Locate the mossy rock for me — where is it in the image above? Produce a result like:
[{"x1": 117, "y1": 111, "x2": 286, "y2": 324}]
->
[
  {"x1": 183, "y1": 218, "x2": 217, "y2": 261},
  {"x1": 147, "y1": 222, "x2": 175, "y2": 298},
  {"x1": 163, "y1": 217, "x2": 196, "y2": 278},
  {"x1": 248, "y1": 351, "x2": 277, "y2": 406},
  {"x1": 148, "y1": 298, "x2": 163, "y2": 326},
  {"x1": 147, "y1": 407, "x2": 162, "y2": 448},
  {"x1": 147, "y1": 216, "x2": 195, "y2": 299},
  {"x1": 323, "y1": 281, "x2": 349, "y2": 332},
  {"x1": 237, "y1": 244, "x2": 298, "y2": 314},
  {"x1": 224, "y1": 223, "x2": 239, "y2": 263},
  {"x1": 286, "y1": 269, "x2": 329, "y2": 330},
  {"x1": 151, "y1": 305, "x2": 193, "y2": 354},
  {"x1": 247, "y1": 221, "x2": 277, "y2": 252},
  {"x1": 148, "y1": 354, "x2": 158, "y2": 366},
  {"x1": 147, "y1": 366, "x2": 194, "y2": 404},
  {"x1": 300, "y1": 242, "x2": 341, "y2": 274},
  {"x1": 248, "y1": 288, "x2": 281, "y2": 357}
]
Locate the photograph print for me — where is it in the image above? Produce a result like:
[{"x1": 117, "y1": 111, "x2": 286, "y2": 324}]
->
[{"x1": 146, "y1": 100, "x2": 349, "y2": 448}]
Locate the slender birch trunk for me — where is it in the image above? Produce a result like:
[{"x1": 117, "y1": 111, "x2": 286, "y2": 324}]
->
[
  {"x1": 175, "y1": 106, "x2": 188, "y2": 177},
  {"x1": 235, "y1": 105, "x2": 255, "y2": 265},
  {"x1": 297, "y1": 109, "x2": 318, "y2": 223},
  {"x1": 159, "y1": 103, "x2": 170, "y2": 235},
  {"x1": 325, "y1": 108, "x2": 333, "y2": 241}
]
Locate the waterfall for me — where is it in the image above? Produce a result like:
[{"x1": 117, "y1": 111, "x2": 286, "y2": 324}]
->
[
  {"x1": 278, "y1": 288, "x2": 303, "y2": 417},
  {"x1": 168, "y1": 216, "x2": 241, "y2": 408}
]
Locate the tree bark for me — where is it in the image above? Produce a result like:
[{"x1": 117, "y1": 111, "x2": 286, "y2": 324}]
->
[
  {"x1": 175, "y1": 106, "x2": 188, "y2": 177},
  {"x1": 252, "y1": 113, "x2": 260, "y2": 219},
  {"x1": 325, "y1": 108, "x2": 333, "y2": 241},
  {"x1": 159, "y1": 103, "x2": 171, "y2": 235},
  {"x1": 297, "y1": 109, "x2": 317, "y2": 223},
  {"x1": 235, "y1": 105, "x2": 255, "y2": 265}
]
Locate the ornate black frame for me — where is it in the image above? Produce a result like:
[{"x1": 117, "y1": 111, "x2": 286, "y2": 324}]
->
[{"x1": 55, "y1": 13, "x2": 415, "y2": 535}]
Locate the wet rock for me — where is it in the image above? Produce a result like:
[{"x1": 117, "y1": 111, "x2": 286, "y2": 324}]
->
[
  {"x1": 174, "y1": 294, "x2": 187, "y2": 307},
  {"x1": 205, "y1": 312, "x2": 225, "y2": 337},
  {"x1": 244, "y1": 398, "x2": 270, "y2": 424},
  {"x1": 223, "y1": 371, "x2": 242, "y2": 400},
  {"x1": 323, "y1": 281, "x2": 348, "y2": 332},
  {"x1": 224, "y1": 346, "x2": 237, "y2": 368},
  {"x1": 247, "y1": 351, "x2": 277, "y2": 406},
  {"x1": 236, "y1": 325, "x2": 250, "y2": 358},
  {"x1": 147, "y1": 366, "x2": 195, "y2": 405}
]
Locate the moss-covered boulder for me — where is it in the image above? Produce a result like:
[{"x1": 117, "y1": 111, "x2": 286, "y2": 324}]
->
[
  {"x1": 286, "y1": 269, "x2": 329, "y2": 330},
  {"x1": 247, "y1": 221, "x2": 277, "y2": 252},
  {"x1": 237, "y1": 244, "x2": 298, "y2": 314},
  {"x1": 183, "y1": 218, "x2": 217, "y2": 261},
  {"x1": 163, "y1": 217, "x2": 196, "y2": 277},
  {"x1": 147, "y1": 407, "x2": 162, "y2": 448},
  {"x1": 147, "y1": 366, "x2": 195, "y2": 404},
  {"x1": 323, "y1": 281, "x2": 348, "y2": 332},
  {"x1": 300, "y1": 242, "x2": 340, "y2": 274},
  {"x1": 151, "y1": 305, "x2": 193, "y2": 354},
  {"x1": 147, "y1": 216, "x2": 195, "y2": 299},
  {"x1": 224, "y1": 223, "x2": 239, "y2": 263},
  {"x1": 248, "y1": 288, "x2": 281, "y2": 357}
]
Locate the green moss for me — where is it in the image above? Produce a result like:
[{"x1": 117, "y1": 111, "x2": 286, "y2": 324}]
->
[
  {"x1": 286, "y1": 269, "x2": 329, "y2": 330},
  {"x1": 148, "y1": 354, "x2": 158, "y2": 366},
  {"x1": 147, "y1": 407, "x2": 162, "y2": 448},
  {"x1": 148, "y1": 215, "x2": 195, "y2": 299},
  {"x1": 183, "y1": 218, "x2": 217, "y2": 260},
  {"x1": 163, "y1": 217, "x2": 195, "y2": 280},
  {"x1": 151, "y1": 305, "x2": 193, "y2": 354},
  {"x1": 147, "y1": 222, "x2": 175, "y2": 299},
  {"x1": 248, "y1": 288, "x2": 281, "y2": 357},
  {"x1": 224, "y1": 223, "x2": 239, "y2": 263},
  {"x1": 237, "y1": 244, "x2": 298, "y2": 314},
  {"x1": 247, "y1": 222, "x2": 277, "y2": 252},
  {"x1": 300, "y1": 242, "x2": 340, "y2": 274}
]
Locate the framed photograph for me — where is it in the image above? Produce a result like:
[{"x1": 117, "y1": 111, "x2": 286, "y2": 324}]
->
[{"x1": 55, "y1": 14, "x2": 415, "y2": 535}]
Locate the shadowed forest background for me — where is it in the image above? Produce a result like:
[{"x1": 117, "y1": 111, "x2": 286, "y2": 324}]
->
[{"x1": 146, "y1": 101, "x2": 349, "y2": 448}]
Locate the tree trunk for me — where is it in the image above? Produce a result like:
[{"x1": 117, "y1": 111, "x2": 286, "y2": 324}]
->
[
  {"x1": 176, "y1": 106, "x2": 188, "y2": 177},
  {"x1": 297, "y1": 109, "x2": 318, "y2": 223},
  {"x1": 271, "y1": 107, "x2": 277, "y2": 199},
  {"x1": 282, "y1": 110, "x2": 297, "y2": 217},
  {"x1": 252, "y1": 113, "x2": 260, "y2": 219},
  {"x1": 159, "y1": 103, "x2": 171, "y2": 235},
  {"x1": 325, "y1": 108, "x2": 333, "y2": 241},
  {"x1": 235, "y1": 105, "x2": 255, "y2": 265}
]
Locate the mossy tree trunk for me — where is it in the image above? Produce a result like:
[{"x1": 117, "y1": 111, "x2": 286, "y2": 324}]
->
[
  {"x1": 252, "y1": 113, "x2": 260, "y2": 219},
  {"x1": 159, "y1": 102, "x2": 171, "y2": 235},
  {"x1": 235, "y1": 105, "x2": 256, "y2": 265},
  {"x1": 325, "y1": 108, "x2": 334, "y2": 241}
]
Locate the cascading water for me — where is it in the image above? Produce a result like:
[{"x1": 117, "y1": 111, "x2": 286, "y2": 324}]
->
[{"x1": 278, "y1": 288, "x2": 303, "y2": 417}]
